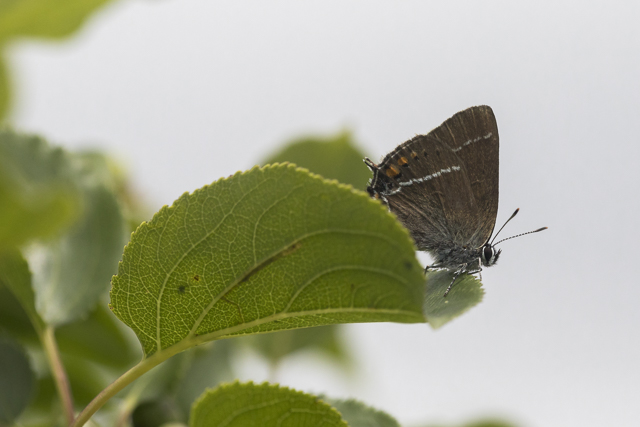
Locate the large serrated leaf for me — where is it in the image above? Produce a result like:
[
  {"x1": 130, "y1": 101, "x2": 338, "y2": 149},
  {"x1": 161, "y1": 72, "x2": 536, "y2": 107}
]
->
[
  {"x1": 111, "y1": 164, "x2": 425, "y2": 356},
  {"x1": 190, "y1": 382, "x2": 348, "y2": 427},
  {"x1": 258, "y1": 131, "x2": 367, "y2": 369}
]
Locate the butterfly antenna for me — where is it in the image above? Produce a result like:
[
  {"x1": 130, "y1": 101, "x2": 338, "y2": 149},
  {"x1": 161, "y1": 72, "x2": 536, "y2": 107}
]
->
[
  {"x1": 493, "y1": 227, "x2": 548, "y2": 246},
  {"x1": 490, "y1": 208, "x2": 520, "y2": 245}
]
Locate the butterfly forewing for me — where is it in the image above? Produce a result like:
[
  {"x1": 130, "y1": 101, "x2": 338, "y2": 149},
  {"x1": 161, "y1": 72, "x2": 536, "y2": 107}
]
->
[
  {"x1": 426, "y1": 106, "x2": 499, "y2": 247},
  {"x1": 367, "y1": 105, "x2": 499, "y2": 252},
  {"x1": 367, "y1": 136, "x2": 480, "y2": 251}
]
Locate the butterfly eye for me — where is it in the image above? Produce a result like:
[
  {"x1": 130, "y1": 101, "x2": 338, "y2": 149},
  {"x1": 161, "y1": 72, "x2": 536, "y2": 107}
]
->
[{"x1": 482, "y1": 245, "x2": 494, "y2": 265}]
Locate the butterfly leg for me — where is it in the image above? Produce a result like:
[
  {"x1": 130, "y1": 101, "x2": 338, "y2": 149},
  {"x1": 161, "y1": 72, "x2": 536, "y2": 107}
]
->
[
  {"x1": 470, "y1": 267, "x2": 482, "y2": 281},
  {"x1": 424, "y1": 262, "x2": 443, "y2": 274},
  {"x1": 443, "y1": 266, "x2": 467, "y2": 297}
]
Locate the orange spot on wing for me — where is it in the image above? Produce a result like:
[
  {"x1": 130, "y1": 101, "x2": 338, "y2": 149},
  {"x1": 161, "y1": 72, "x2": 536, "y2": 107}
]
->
[{"x1": 385, "y1": 165, "x2": 400, "y2": 178}]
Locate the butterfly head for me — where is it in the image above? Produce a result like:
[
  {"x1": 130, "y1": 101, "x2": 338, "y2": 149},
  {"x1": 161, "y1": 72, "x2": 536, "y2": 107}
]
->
[{"x1": 480, "y1": 243, "x2": 501, "y2": 267}]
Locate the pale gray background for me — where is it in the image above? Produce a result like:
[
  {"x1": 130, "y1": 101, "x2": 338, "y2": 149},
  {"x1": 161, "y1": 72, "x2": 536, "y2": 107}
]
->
[{"x1": 9, "y1": 1, "x2": 640, "y2": 426}]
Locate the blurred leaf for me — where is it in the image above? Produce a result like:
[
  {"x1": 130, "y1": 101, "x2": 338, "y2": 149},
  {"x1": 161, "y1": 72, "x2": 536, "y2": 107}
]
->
[
  {"x1": 0, "y1": 54, "x2": 8, "y2": 122},
  {"x1": 55, "y1": 302, "x2": 139, "y2": 370},
  {"x1": 25, "y1": 149, "x2": 128, "y2": 326},
  {"x1": 131, "y1": 397, "x2": 182, "y2": 427},
  {"x1": 325, "y1": 397, "x2": 400, "y2": 427},
  {"x1": 190, "y1": 382, "x2": 348, "y2": 427},
  {"x1": 0, "y1": 284, "x2": 39, "y2": 341},
  {"x1": 0, "y1": 335, "x2": 35, "y2": 425},
  {"x1": 172, "y1": 340, "x2": 236, "y2": 418},
  {"x1": 0, "y1": 249, "x2": 44, "y2": 335},
  {"x1": 123, "y1": 341, "x2": 237, "y2": 426},
  {"x1": 24, "y1": 351, "x2": 113, "y2": 414},
  {"x1": 111, "y1": 164, "x2": 425, "y2": 357},
  {"x1": 0, "y1": 130, "x2": 81, "y2": 248},
  {"x1": 262, "y1": 131, "x2": 370, "y2": 188},
  {"x1": 463, "y1": 421, "x2": 518, "y2": 427},
  {"x1": 247, "y1": 324, "x2": 350, "y2": 368},
  {"x1": 423, "y1": 271, "x2": 484, "y2": 329},
  {"x1": 28, "y1": 182, "x2": 126, "y2": 326},
  {"x1": 78, "y1": 151, "x2": 152, "y2": 233},
  {"x1": 421, "y1": 419, "x2": 519, "y2": 427},
  {"x1": 0, "y1": 0, "x2": 113, "y2": 41},
  {"x1": 0, "y1": 0, "x2": 116, "y2": 120},
  {"x1": 62, "y1": 353, "x2": 112, "y2": 406}
]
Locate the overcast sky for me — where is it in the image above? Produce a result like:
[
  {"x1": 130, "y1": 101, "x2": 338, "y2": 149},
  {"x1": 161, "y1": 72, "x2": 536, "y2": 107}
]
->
[{"x1": 8, "y1": 1, "x2": 640, "y2": 426}]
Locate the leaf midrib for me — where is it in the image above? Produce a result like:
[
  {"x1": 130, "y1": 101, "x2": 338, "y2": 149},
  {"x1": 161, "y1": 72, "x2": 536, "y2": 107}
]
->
[{"x1": 184, "y1": 227, "x2": 412, "y2": 340}]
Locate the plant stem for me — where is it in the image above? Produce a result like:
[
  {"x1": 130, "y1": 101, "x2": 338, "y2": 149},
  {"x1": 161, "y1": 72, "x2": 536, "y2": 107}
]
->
[
  {"x1": 42, "y1": 325, "x2": 75, "y2": 426},
  {"x1": 71, "y1": 339, "x2": 191, "y2": 427}
]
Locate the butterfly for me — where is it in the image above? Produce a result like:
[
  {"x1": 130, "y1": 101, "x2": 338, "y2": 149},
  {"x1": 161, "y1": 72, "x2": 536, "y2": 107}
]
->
[{"x1": 364, "y1": 106, "x2": 546, "y2": 296}]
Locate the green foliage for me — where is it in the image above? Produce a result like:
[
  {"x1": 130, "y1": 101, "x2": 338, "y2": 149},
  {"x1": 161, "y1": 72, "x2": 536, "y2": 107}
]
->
[
  {"x1": 0, "y1": 110, "x2": 491, "y2": 425},
  {"x1": 247, "y1": 324, "x2": 349, "y2": 369},
  {"x1": 423, "y1": 271, "x2": 484, "y2": 329},
  {"x1": 55, "y1": 303, "x2": 139, "y2": 370},
  {"x1": 28, "y1": 183, "x2": 126, "y2": 326},
  {"x1": 0, "y1": 130, "x2": 82, "y2": 248},
  {"x1": 172, "y1": 341, "x2": 237, "y2": 417},
  {"x1": 111, "y1": 164, "x2": 425, "y2": 356},
  {"x1": 0, "y1": 335, "x2": 35, "y2": 425},
  {"x1": 0, "y1": 56, "x2": 8, "y2": 122},
  {"x1": 0, "y1": 0, "x2": 113, "y2": 40},
  {"x1": 422, "y1": 419, "x2": 519, "y2": 427},
  {"x1": 258, "y1": 131, "x2": 369, "y2": 370},
  {"x1": 325, "y1": 397, "x2": 401, "y2": 427},
  {"x1": 262, "y1": 131, "x2": 371, "y2": 189},
  {"x1": 190, "y1": 382, "x2": 348, "y2": 427},
  {"x1": 0, "y1": 249, "x2": 45, "y2": 334},
  {"x1": 0, "y1": 0, "x2": 116, "y2": 120}
]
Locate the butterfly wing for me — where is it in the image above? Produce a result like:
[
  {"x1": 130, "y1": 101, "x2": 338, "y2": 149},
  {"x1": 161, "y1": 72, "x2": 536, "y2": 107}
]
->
[
  {"x1": 426, "y1": 105, "x2": 499, "y2": 248},
  {"x1": 367, "y1": 135, "x2": 480, "y2": 251},
  {"x1": 367, "y1": 105, "x2": 499, "y2": 251}
]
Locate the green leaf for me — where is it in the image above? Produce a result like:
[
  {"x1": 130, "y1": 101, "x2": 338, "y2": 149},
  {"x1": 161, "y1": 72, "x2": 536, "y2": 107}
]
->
[
  {"x1": 0, "y1": 0, "x2": 113, "y2": 41},
  {"x1": 55, "y1": 303, "x2": 140, "y2": 369},
  {"x1": 421, "y1": 419, "x2": 519, "y2": 427},
  {"x1": 0, "y1": 54, "x2": 8, "y2": 122},
  {"x1": 262, "y1": 131, "x2": 370, "y2": 188},
  {"x1": 0, "y1": 0, "x2": 116, "y2": 120},
  {"x1": 246, "y1": 325, "x2": 350, "y2": 368},
  {"x1": 0, "y1": 249, "x2": 45, "y2": 335},
  {"x1": 132, "y1": 398, "x2": 182, "y2": 427},
  {"x1": 111, "y1": 164, "x2": 425, "y2": 357},
  {"x1": 173, "y1": 341, "x2": 237, "y2": 417},
  {"x1": 325, "y1": 397, "x2": 400, "y2": 427},
  {"x1": 0, "y1": 130, "x2": 81, "y2": 248},
  {"x1": 29, "y1": 182, "x2": 126, "y2": 326},
  {"x1": 190, "y1": 382, "x2": 348, "y2": 427},
  {"x1": 0, "y1": 284, "x2": 40, "y2": 342},
  {"x1": 261, "y1": 133, "x2": 368, "y2": 367},
  {"x1": 0, "y1": 335, "x2": 35, "y2": 425},
  {"x1": 462, "y1": 421, "x2": 518, "y2": 427},
  {"x1": 423, "y1": 271, "x2": 484, "y2": 329}
]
